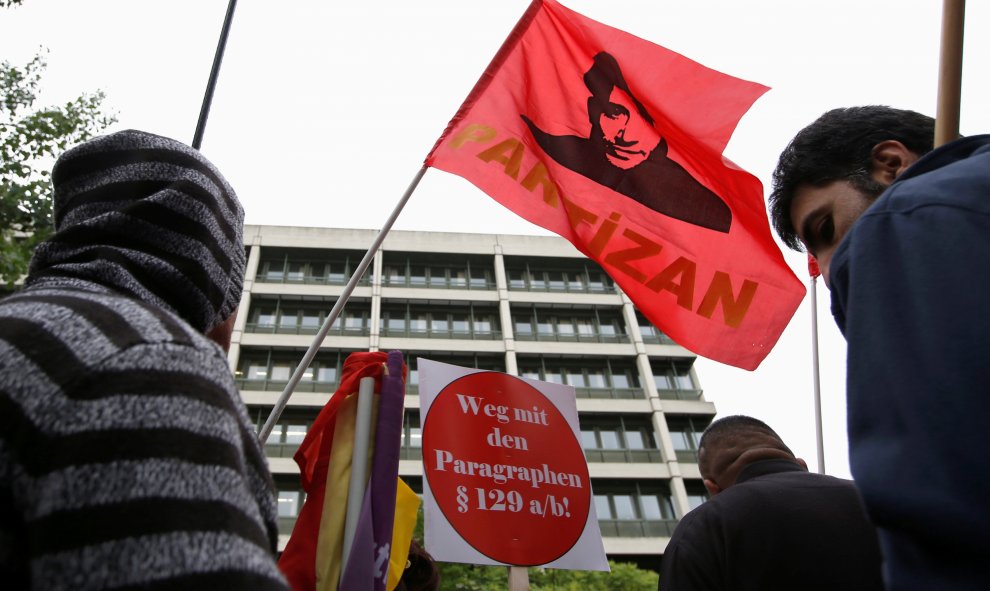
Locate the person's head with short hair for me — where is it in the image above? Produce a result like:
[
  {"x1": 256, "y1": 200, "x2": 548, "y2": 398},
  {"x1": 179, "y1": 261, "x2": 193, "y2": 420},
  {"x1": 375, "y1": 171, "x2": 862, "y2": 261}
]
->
[
  {"x1": 768, "y1": 106, "x2": 935, "y2": 283},
  {"x1": 698, "y1": 415, "x2": 806, "y2": 496},
  {"x1": 396, "y1": 540, "x2": 440, "y2": 591},
  {"x1": 584, "y1": 51, "x2": 661, "y2": 170}
]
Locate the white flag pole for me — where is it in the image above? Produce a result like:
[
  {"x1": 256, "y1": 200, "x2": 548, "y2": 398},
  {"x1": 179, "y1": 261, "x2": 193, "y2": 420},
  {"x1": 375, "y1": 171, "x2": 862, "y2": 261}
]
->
[
  {"x1": 341, "y1": 376, "x2": 377, "y2": 567},
  {"x1": 258, "y1": 166, "x2": 428, "y2": 443},
  {"x1": 934, "y1": 0, "x2": 966, "y2": 148},
  {"x1": 809, "y1": 274, "x2": 825, "y2": 474}
]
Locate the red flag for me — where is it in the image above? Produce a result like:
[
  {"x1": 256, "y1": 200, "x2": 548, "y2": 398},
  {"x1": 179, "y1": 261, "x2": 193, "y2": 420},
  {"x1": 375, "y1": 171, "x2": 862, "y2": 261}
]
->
[
  {"x1": 278, "y1": 352, "x2": 388, "y2": 591},
  {"x1": 426, "y1": 0, "x2": 803, "y2": 370},
  {"x1": 807, "y1": 254, "x2": 821, "y2": 278}
]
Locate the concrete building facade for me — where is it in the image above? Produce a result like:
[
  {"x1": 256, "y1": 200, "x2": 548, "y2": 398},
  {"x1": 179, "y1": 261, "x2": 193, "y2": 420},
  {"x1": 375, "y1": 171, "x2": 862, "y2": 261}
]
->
[{"x1": 231, "y1": 225, "x2": 716, "y2": 571}]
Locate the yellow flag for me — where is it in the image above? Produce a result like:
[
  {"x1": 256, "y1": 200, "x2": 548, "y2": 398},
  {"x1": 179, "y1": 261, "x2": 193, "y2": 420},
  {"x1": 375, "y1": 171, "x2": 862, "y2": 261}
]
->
[{"x1": 387, "y1": 478, "x2": 421, "y2": 591}]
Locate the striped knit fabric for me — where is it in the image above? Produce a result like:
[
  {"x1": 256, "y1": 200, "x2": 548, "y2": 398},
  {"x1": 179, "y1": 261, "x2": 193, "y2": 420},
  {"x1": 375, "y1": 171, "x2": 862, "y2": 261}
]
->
[
  {"x1": 31, "y1": 129, "x2": 246, "y2": 334},
  {"x1": 0, "y1": 130, "x2": 288, "y2": 590}
]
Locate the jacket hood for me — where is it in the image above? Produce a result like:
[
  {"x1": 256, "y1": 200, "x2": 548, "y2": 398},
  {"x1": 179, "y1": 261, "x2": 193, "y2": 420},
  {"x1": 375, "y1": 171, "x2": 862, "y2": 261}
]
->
[{"x1": 27, "y1": 129, "x2": 245, "y2": 333}]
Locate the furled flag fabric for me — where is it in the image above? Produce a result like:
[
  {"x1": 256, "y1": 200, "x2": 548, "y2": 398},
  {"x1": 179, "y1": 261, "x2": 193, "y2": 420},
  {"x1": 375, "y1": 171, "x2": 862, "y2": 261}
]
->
[
  {"x1": 385, "y1": 480, "x2": 421, "y2": 591},
  {"x1": 339, "y1": 350, "x2": 407, "y2": 591},
  {"x1": 426, "y1": 0, "x2": 804, "y2": 370},
  {"x1": 278, "y1": 350, "x2": 412, "y2": 591}
]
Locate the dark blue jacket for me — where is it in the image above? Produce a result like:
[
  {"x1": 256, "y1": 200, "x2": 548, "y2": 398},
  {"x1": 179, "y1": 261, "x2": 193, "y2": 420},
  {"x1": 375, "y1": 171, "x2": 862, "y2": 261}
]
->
[{"x1": 830, "y1": 134, "x2": 990, "y2": 591}]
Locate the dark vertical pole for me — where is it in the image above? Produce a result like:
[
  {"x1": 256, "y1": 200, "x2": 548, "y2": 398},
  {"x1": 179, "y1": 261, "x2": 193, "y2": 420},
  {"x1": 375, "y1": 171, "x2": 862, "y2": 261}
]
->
[{"x1": 192, "y1": 0, "x2": 238, "y2": 150}]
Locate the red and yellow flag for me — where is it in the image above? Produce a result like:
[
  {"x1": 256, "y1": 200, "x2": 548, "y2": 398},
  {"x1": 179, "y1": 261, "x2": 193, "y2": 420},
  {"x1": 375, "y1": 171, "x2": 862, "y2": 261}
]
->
[
  {"x1": 426, "y1": 0, "x2": 803, "y2": 370},
  {"x1": 278, "y1": 351, "x2": 416, "y2": 591}
]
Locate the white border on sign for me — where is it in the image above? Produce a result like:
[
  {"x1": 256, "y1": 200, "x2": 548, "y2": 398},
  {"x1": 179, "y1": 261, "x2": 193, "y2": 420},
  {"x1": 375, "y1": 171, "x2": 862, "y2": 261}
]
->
[{"x1": 419, "y1": 357, "x2": 609, "y2": 572}]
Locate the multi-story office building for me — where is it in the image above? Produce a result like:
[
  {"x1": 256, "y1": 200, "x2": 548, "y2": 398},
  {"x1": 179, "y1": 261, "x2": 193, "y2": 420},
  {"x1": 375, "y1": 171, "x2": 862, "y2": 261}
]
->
[{"x1": 231, "y1": 225, "x2": 716, "y2": 572}]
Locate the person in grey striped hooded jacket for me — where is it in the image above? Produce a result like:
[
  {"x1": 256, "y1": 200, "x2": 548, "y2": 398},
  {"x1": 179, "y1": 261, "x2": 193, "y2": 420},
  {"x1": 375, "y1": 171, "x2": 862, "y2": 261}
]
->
[{"x1": 0, "y1": 130, "x2": 289, "y2": 590}]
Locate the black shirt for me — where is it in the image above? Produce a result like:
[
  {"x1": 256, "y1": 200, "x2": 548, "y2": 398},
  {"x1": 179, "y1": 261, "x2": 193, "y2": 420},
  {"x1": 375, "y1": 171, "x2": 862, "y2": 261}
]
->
[{"x1": 658, "y1": 459, "x2": 882, "y2": 591}]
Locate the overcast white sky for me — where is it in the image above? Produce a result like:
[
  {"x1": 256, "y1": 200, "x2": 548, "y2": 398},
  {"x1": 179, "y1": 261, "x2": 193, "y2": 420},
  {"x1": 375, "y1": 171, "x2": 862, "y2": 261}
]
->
[{"x1": 3, "y1": 1, "x2": 988, "y2": 478}]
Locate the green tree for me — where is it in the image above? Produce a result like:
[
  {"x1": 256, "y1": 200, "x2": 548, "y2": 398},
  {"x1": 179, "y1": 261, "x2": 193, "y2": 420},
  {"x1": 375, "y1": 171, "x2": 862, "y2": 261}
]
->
[
  {"x1": 433, "y1": 560, "x2": 657, "y2": 591},
  {"x1": 529, "y1": 561, "x2": 658, "y2": 590},
  {"x1": 412, "y1": 506, "x2": 659, "y2": 590},
  {"x1": 436, "y1": 562, "x2": 508, "y2": 590},
  {"x1": 1, "y1": 51, "x2": 116, "y2": 284}
]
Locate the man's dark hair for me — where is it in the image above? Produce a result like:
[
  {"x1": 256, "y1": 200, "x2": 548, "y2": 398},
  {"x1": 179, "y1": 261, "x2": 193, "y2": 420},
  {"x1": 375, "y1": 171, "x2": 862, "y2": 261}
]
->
[
  {"x1": 699, "y1": 415, "x2": 792, "y2": 457},
  {"x1": 584, "y1": 51, "x2": 655, "y2": 128},
  {"x1": 396, "y1": 540, "x2": 440, "y2": 591},
  {"x1": 769, "y1": 106, "x2": 935, "y2": 250}
]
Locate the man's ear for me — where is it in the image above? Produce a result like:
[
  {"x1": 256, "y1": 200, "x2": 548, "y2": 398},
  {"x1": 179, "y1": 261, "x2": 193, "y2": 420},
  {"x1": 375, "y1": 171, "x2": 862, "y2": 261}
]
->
[
  {"x1": 206, "y1": 311, "x2": 237, "y2": 353},
  {"x1": 795, "y1": 457, "x2": 809, "y2": 471},
  {"x1": 703, "y1": 478, "x2": 722, "y2": 497},
  {"x1": 870, "y1": 140, "x2": 920, "y2": 185}
]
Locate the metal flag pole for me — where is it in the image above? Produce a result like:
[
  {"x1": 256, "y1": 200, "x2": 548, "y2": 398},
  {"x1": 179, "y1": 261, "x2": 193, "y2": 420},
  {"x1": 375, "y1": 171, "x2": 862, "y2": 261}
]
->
[
  {"x1": 809, "y1": 273, "x2": 825, "y2": 474},
  {"x1": 192, "y1": 0, "x2": 238, "y2": 150},
  {"x1": 934, "y1": 0, "x2": 965, "y2": 148},
  {"x1": 341, "y1": 376, "x2": 377, "y2": 568},
  {"x1": 259, "y1": 166, "x2": 428, "y2": 443}
]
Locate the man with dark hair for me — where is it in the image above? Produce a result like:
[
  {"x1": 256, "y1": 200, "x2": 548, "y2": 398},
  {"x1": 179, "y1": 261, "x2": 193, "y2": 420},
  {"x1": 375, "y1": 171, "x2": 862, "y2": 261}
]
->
[
  {"x1": 769, "y1": 105, "x2": 936, "y2": 258},
  {"x1": 769, "y1": 106, "x2": 990, "y2": 590},
  {"x1": 522, "y1": 51, "x2": 732, "y2": 232},
  {"x1": 0, "y1": 130, "x2": 289, "y2": 589},
  {"x1": 658, "y1": 415, "x2": 882, "y2": 591}
]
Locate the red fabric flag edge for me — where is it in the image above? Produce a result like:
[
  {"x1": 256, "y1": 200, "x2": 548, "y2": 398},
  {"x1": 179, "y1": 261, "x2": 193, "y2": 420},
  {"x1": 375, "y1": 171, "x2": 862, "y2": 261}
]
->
[
  {"x1": 277, "y1": 351, "x2": 390, "y2": 591},
  {"x1": 807, "y1": 254, "x2": 821, "y2": 278}
]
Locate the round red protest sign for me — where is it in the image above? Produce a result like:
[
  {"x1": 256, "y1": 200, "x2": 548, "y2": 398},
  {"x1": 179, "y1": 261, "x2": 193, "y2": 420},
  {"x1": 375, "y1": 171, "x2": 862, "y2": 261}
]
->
[{"x1": 423, "y1": 371, "x2": 590, "y2": 565}]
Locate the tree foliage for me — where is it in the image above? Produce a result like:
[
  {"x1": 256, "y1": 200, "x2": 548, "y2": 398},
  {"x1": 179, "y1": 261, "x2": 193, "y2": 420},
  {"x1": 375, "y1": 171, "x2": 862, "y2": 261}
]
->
[
  {"x1": 435, "y1": 560, "x2": 658, "y2": 591},
  {"x1": 0, "y1": 51, "x2": 116, "y2": 284},
  {"x1": 412, "y1": 507, "x2": 658, "y2": 590}
]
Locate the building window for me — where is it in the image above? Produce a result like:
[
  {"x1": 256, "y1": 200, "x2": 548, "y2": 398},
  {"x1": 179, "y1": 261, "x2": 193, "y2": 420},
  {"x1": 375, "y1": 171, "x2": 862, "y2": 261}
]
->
[
  {"x1": 381, "y1": 253, "x2": 494, "y2": 290},
  {"x1": 652, "y1": 359, "x2": 701, "y2": 400},
  {"x1": 593, "y1": 480, "x2": 677, "y2": 537},
  {"x1": 250, "y1": 407, "x2": 316, "y2": 458},
  {"x1": 504, "y1": 257, "x2": 615, "y2": 293},
  {"x1": 380, "y1": 303, "x2": 500, "y2": 340},
  {"x1": 273, "y1": 478, "x2": 308, "y2": 535},
  {"x1": 236, "y1": 349, "x2": 352, "y2": 392},
  {"x1": 277, "y1": 490, "x2": 301, "y2": 518},
  {"x1": 258, "y1": 248, "x2": 370, "y2": 286},
  {"x1": 401, "y1": 411, "x2": 423, "y2": 460},
  {"x1": 579, "y1": 415, "x2": 661, "y2": 462},
  {"x1": 636, "y1": 312, "x2": 674, "y2": 345},
  {"x1": 666, "y1": 416, "x2": 712, "y2": 463},
  {"x1": 246, "y1": 296, "x2": 370, "y2": 336},
  {"x1": 511, "y1": 305, "x2": 627, "y2": 343},
  {"x1": 684, "y1": 481, "x2": 710, "y2": 511},
  {"x1": 266, "y1": 423, "x2": 307, "y2": 446},
  {"x1": 517, "y1": 357, "x2": 641, "y2": 400}
]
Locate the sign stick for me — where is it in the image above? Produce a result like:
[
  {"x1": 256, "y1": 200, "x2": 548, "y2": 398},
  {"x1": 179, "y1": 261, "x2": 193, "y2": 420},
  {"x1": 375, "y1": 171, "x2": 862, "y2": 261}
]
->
[
  {"x1": 508, "y1": 566, "x2": 531, "y2": 590},
  {"x1": 258, "y1": 166, "x2": 427, "y2": 443}
]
